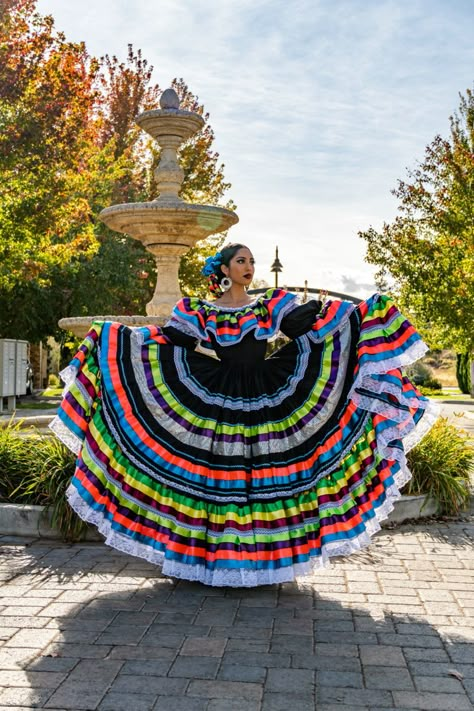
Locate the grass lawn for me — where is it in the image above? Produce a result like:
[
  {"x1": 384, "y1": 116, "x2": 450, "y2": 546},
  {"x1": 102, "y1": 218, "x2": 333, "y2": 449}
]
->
[
  {"x1": 15, "y1": 401, "x2": 59, "y2": 410},
  {"x1": 426, "y1": 391, "x2": 472, "y2": 400},
  {"x1": 12, "y1": 387, "x2": 63, "y2": 410}
]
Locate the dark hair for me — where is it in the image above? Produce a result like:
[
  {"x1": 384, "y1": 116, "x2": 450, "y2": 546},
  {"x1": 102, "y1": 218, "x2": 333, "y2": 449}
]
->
[{"x1": 208, "y1": 243, "x2": 249, "y2": 297}]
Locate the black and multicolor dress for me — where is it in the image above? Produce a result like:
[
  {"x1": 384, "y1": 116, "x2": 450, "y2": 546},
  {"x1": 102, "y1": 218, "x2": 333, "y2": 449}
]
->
[{"x1": 50, "y1": 289, "x2": 437, "y2": 587}]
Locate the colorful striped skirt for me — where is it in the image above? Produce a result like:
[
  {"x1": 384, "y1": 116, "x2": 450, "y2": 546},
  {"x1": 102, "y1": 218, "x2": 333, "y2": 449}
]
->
[{"x1": 50, "y1": 294, "x2": 437, "y2": 586}]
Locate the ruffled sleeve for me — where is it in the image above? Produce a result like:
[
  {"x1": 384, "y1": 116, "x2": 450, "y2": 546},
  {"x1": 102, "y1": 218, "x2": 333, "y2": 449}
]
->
[
  {"x1": 355, "y1": 293, "x2": 427, "y2": 371},
  {"x1": 49, "y1": 320, "x2": 175, "y2": 454},
  {"x1": 348, "y1": 293, "x2": 437, "y2": 457},
  {"x1": 49, "y1": 321, "x2": 105, "y2": 454},
  {"x1": 307, "y1": 299, "x2": 356, "y2": 343}
]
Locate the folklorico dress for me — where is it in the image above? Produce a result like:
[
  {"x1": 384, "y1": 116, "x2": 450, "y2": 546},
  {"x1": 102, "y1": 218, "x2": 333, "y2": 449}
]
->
[{"x1": 50, "y1": 289, "x2": 438, "y2": 587}]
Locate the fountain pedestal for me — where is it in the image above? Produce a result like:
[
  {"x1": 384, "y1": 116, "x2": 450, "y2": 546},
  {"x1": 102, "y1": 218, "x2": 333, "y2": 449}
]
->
[{"x1": 59, "y1": 88, "x2": 238, "y2": 334}]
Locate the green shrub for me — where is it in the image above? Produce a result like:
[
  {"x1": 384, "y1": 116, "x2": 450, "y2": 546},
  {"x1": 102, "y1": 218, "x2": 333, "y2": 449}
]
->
[
  {"x1": 405, "y1": 361, "x2": 433, "y2": 385},
  {"x1": 456, "y1": 352, "x2": 471, "y2": 395},
  {"x1": 422, "y1": 377, "x2": 442, "y2": 390},
  {"x1": 406, "y1": 362, "x2": 445, "y2": 389},
  {"x1": 0, "y1": 420, "x2": 33, "y2": 502},
  {"x1": 48, "y1": 373, "x2": 60, "y2": 388},
  {"x1": 0, "y1": 422, "x2": 87, "y2": 541},
  {"x1": 418, "y1": 377, "x2": 443, "y2": 396},
  {"x1": 418, "y1": 386, "x2": 443, "y2": 398},
  {"x1": 405, "y1": 417, "x2": 473, "y2": 514}
]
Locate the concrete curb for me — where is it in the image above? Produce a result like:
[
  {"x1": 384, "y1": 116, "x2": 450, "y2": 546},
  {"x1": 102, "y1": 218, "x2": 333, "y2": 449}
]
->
[
  {"x1": 0, "y1": 496, "x2": 439, "y2": 543},
  {"x1": 0, "y1": 503, "x2": 102, "y2": 541},
  {"x1": 0, "y1": 414, "x2": 56, "y2": 429},
  {"x1": 381, "y1": 494, "x2": 438, "y2": 525}
]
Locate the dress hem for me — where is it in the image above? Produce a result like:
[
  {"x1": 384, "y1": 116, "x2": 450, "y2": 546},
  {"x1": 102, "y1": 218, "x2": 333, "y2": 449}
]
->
[{"x1": 66, "y1": 456, "x2": 412, "y2": 587}]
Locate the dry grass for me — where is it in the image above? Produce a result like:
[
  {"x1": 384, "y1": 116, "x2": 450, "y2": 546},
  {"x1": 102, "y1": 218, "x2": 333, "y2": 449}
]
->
[
  {"x1": 430, "y1": 367, "x2": 459, "y2": 388},
  {"x1": 423, "y1": 350, "x2": 458, "y2": 388}
]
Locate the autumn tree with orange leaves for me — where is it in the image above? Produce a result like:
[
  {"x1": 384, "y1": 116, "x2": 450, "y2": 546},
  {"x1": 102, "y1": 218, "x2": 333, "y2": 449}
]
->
[{"x1": 0, "y1": 1, "x2": 233, "y2": 341}]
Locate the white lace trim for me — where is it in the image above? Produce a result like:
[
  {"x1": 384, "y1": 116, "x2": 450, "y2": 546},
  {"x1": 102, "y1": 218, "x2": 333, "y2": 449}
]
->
[
  {"x1": 347, "y1": 336, "x2": 438, "y2": 453},
  {"x1": 66, "y1": 464, "x2": 411, "y2": 588},
  {"x1": 198, "y1": 289, "x2": 293, "y2": 311},
  {"x1": 49, "y1": 416, "x2": 82, "y2": 455},
  {"x1": 51, "y1": 362, "x2": 90, "y2": 456},
  {"x1": 357, "y1": 338, "x2": 429, "y2": 375},
  {"x1": 164, "y1": 318, "x2": 199, "y2": 339},
  {"x1": 400, "y1": 399, "x2": 440, "y2": 453},
  {"x1": 198, "y1": 297, "x2": 262, "y2": 311},
  {"x1": 59, "y1": 364, "x2": 79, "y2": 391}
]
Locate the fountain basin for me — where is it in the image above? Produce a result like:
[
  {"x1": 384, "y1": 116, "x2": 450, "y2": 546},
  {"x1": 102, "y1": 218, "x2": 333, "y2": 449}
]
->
[
  {"x1": 99, "y1": 202, "x2": 238, "y2": 245},
  {"x1": 136, "y1": 109, "x2": 205, "y2": 143},
  {"x1": 58, "y1": 315, "x2": 163, "y2": 340}
]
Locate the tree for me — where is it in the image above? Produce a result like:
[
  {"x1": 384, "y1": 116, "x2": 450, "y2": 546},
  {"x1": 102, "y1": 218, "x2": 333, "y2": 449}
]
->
[
  {"x1": 0, "y1": 0, "x2": 120, "y2": 339},
  {"x1": 0, "y1": 3, "x2": 234, "y2": 341},
  {"x1": 359, "y1": 88, "x2": 474, "y2": 368},
  {"x1": 178, "y1": 235, "x2": 225, "y2": 298},
  {"x1": 456, "y1": 353, "x2": 472, "y2": 395}
]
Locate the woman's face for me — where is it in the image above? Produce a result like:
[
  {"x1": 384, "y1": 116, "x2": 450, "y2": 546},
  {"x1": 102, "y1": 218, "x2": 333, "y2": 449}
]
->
[{"x1": 223, "y1": 247, "x2": 255, "y2": 286}]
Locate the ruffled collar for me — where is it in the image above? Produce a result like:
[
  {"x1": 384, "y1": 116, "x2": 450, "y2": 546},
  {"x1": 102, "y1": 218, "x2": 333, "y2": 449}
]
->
[
  {"x1": 198, "y1": 295, "x2": 265, "y2": 311},
  {"x1": 168, "y1": 288, "x2": 298, "y2": 346}
]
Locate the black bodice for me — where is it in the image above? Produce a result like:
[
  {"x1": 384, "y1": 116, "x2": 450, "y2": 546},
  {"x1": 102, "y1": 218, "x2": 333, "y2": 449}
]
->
[
  {"x1": 211, "y1": 332, "x2": 267, "y2": 364},
  {"x1": 162, "y1": 299, "x2": 322, "y2": 365}
]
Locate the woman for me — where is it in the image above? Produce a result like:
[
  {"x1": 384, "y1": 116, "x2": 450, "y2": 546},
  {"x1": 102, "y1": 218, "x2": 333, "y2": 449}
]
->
[{"x1": 51, "y1": 243, "x2": 437, "y2": 587}]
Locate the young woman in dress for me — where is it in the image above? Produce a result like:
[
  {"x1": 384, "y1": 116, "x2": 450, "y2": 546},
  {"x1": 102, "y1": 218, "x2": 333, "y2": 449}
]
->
[{"x1": 51, "y1": 243, "x2": 437, "y2": 587}]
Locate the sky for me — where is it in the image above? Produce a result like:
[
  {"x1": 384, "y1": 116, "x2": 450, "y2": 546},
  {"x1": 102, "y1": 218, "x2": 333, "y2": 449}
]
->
[{"x1": 36, "y1": 0, "x2": 474, "y2": 296}]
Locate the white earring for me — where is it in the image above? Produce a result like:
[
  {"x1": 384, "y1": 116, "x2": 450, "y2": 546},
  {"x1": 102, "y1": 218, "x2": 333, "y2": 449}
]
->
[{"x1": 220, "y1": 276, "x2": 232, "y2": 291}]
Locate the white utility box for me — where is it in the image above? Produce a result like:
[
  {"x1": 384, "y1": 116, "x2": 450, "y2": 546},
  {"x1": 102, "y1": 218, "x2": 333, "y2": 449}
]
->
[
  {"x1": 0, "y1": 339, "x2": 30, "y2": 412},
  {"x1": 0, "y1": 339, "x2": 16, "y2": 397},
  {"x1": 15, "y1": 340, "x2": 28, "y2": 396}
]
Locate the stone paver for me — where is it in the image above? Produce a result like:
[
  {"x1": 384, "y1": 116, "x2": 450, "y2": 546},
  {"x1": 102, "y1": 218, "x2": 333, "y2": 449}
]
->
[{"x1": 0, "y1": 508, "x2": 473, "y2": 709}]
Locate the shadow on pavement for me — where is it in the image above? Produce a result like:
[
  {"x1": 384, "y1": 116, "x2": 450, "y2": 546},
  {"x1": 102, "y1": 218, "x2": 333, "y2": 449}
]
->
[
  {"x1": 4, "y1": 508, "x2": 472, "y2": 592},
  {"x1": 0, "y1": 545, "x2": 472, "y2": 710},
  {"x1": 375, "y1": 512, "x2": 474, "y2": 551}
]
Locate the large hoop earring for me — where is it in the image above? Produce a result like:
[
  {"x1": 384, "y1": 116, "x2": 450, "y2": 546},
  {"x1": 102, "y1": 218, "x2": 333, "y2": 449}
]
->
[{"x1": 220, "y1": 276, "x2": 232, "y2": 292}]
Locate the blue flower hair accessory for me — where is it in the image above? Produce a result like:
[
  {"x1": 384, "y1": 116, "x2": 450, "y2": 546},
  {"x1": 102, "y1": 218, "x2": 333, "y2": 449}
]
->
[{"x1": 201, "y1": 251, "x2": 223, "y2": 277}]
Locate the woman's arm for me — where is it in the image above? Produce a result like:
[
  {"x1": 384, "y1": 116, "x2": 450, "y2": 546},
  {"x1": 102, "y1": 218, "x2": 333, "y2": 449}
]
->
[{"x1": 279, "y1": 300, "x2": 322, "y2": 338}]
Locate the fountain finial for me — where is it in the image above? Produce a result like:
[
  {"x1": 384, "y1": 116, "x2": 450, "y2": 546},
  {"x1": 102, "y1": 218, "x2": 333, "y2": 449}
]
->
[{"x1": 160, "y1": 88, "x2": 180, "y2": 110}]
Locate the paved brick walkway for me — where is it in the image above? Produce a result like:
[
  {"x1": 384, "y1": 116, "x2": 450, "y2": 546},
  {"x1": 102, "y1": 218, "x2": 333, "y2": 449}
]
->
[{"x1": 0, "y1": 510, "x2": 473, "y2": 710}]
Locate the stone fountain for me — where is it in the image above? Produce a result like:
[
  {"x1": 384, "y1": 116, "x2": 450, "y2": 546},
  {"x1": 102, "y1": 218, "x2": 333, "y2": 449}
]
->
[{"x1": 59, "y1": 88, "x2": 239, "y2": 337}]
